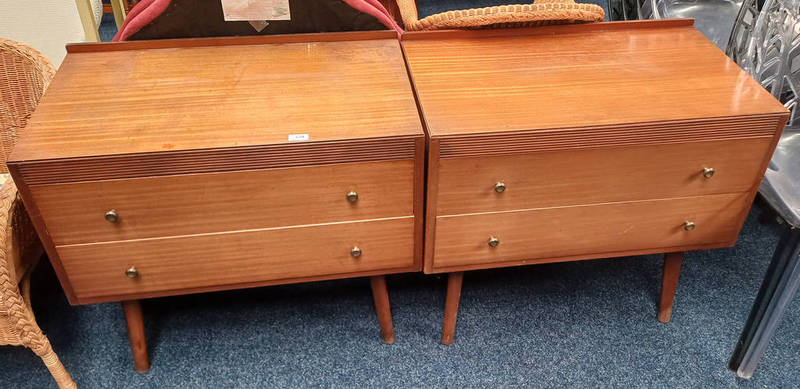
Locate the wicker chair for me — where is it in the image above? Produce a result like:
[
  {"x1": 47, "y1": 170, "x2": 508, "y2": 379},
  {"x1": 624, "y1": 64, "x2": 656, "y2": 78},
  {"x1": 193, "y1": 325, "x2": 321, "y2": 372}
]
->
[
  {"x1": 0, "y1": 38, "x2": 77, "y2": 389},
  {"x1": 394, "y1": 0, "x2": 605, "y2": 31}
]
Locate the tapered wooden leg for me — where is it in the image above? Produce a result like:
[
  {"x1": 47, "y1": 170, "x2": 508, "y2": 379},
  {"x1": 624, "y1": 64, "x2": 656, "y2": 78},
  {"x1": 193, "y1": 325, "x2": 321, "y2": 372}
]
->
[
  {"x1": 441, "y1": 272, "x2": 464, "y2": 345},
  {"x1": 369, "y1": 276, "x2": 395, "y2": 344},
  {"x1": 658, "y1": 252, "x2": 684, "y2": 323},
  {"x1": 122, "y1": 300, "x2": 150, "y2": 373}
]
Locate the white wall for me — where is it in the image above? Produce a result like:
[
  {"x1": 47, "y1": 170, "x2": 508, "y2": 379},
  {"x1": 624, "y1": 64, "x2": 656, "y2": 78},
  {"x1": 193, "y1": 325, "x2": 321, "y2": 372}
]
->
[{"x1": 0, "y1": 1, "x2": 88, "y2": 66}]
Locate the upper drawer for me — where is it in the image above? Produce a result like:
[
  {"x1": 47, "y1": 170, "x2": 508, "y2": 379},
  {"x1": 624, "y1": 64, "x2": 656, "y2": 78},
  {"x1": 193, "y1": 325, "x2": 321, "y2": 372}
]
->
[
  {"x1": 431, "y1": 192, "x2": 750, "y2": 272},
  {"x1": 32, "y1": 160, "x2": 414, "y2": 245},
  {"x1": 435, "y1": 138, "x2": 771, "y2": 215}
]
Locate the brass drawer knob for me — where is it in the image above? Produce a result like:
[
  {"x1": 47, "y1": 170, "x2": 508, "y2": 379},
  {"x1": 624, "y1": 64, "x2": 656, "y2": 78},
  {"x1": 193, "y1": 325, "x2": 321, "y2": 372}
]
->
[
  {"x1": 125, "y1": 266, "x2": 139, "y2": 279},
  {"x1": 683, "y1": 221, "x2": 696, "y2": 231},
  {"x1": 494, "y1": 182, "x2": 506, "y2": 193},
  {"x1": 351, "y1": 246, "x2": 362, "y2": 258},
  {"x1": 488, "y1": 236, "x2": 500, "y2": 247},
  {"x1": 702, "y1": 167, "x2": 715, "y2": 178},
  {"x1": 346, "y1": 191, "x2": 359, "y2": 203},
  {"x1": 105, "y1": 209, "x2": 119, "y2": 223}
]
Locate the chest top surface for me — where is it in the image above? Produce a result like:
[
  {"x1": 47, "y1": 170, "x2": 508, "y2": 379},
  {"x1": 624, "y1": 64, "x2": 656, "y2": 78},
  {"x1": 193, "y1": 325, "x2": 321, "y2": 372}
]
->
[
  {"x1": 10, "y1": 31, "x2": 423, "y2": 162},
  {"x1": 401, "y1": 20, "x2": 788, "y2": 138}
]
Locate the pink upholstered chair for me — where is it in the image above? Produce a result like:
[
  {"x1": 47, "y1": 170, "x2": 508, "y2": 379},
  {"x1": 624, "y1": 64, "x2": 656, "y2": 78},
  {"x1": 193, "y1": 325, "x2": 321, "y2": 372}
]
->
[{"x1": 114, "y1": 0, "x2": 402, "y2": 41}]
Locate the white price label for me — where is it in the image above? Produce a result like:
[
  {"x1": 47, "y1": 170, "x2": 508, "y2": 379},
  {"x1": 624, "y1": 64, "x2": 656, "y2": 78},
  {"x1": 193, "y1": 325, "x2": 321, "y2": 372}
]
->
[
  {"x1": 221, "y1": 0, "x2": 291, "y2": 21},
  {"x1": 288, "y1": 133, "x2": 310, "y2": 142}
]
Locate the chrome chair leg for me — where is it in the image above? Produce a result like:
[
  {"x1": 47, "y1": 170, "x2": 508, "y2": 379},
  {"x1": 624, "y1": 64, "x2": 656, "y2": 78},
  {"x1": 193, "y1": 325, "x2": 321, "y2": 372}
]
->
[{"x1": 729, "y1": 226, "x2": 800, "y2": 378}]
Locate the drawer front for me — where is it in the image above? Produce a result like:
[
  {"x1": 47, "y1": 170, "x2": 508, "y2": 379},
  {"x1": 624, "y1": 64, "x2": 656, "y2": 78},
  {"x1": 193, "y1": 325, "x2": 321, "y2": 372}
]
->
[
  {"x1": 436, "y1": 138, "x2": 770, "y2": 215},
  {"x1": 32, "y1": 160, "x2": 414, "y2": 245},
  {"x1": 59, "y1": 217, "x2": 415, "y2": 301},
  {"x1": 431, "y1": 193, "x2": 749, "y2": 271}
]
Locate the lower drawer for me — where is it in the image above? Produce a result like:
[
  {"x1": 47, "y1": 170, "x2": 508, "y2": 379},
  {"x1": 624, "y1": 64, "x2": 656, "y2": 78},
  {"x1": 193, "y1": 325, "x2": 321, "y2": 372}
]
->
[
  {"x1": 430, "y1": 193, "x2": 750, "y2": 272},
  {"x1": 59, "y1": 217, "x2": 416, "y2": 302}
]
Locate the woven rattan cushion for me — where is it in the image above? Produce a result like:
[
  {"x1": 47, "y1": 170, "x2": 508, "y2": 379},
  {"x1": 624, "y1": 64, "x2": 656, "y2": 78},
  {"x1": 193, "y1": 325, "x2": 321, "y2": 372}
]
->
[{"x1": 396, "y1": 0, "x2": 605, "y2": 30}]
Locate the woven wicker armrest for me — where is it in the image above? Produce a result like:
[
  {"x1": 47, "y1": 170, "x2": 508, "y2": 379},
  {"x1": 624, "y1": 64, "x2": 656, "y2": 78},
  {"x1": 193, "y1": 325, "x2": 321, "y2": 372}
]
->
[
  {"x1": 0, "y1": 179, "x2": 41, "y2": 285},
  {"x1": 0, "y1": 37, "x2": 75, "y2": 388},
  {"x1": 395, "y1": 0, "x2": 604, "y2": 31},
  {"x1": 0, "y1": 180, "x2": 75, "y2": 388}
]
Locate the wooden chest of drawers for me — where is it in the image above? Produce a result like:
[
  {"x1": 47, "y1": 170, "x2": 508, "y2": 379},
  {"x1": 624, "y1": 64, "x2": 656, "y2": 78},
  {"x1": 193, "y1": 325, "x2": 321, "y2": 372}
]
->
[
  {"x1": 8, "y1": 31, "x2": 425, "y2": 371},
  {"x1": 401, "y1": 20, "x2": 789, "y2": 344}
]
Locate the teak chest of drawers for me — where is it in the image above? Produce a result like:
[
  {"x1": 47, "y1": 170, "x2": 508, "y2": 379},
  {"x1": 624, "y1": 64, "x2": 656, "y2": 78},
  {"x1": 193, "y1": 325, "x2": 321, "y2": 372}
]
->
[
  {"x1": 401, "y1": 20, "x2": 789, "y2": 344},
  {"x1": 8, "y1": 31, "x2": 425, "y2": 371}
]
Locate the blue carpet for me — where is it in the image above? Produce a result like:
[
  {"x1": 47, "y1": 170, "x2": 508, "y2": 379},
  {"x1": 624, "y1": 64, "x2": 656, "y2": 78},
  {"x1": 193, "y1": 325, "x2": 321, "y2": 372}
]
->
[
  {"x1": 0, "y1": 202, "x2": 798, "y2": 388},
  {"x1": 99, "y1": 13, "x2": 117, "y2": 42}
]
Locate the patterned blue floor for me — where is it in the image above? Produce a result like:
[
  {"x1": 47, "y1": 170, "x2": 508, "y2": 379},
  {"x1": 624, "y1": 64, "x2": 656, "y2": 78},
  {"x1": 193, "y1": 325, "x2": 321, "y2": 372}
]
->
[{"x1": 99, "y1": 13, "x2": 117, "y2": 42}]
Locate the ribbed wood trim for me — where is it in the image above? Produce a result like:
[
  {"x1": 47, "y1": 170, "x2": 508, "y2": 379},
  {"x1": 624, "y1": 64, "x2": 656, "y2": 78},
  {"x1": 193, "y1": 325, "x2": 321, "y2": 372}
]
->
[
  {"x1": 438, "y1": 115, "x2": 782, "y2": 158},
  {"x1": 15, "y1": 137, "x2": 418, "y2": 185}
]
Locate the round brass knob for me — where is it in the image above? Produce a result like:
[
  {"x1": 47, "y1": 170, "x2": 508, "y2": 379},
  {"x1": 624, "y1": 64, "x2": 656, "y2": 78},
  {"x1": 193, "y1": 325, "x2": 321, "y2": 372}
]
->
[
  {"x1": 346, "y1": 191, "x2": 359, "y2": 203},
  {"x1": 683, "y1": 221, "x2": 696, "y2": 231},
  {"x1": 488, "y1": 236, "x2": 500, "y2": 247},
  {"x1": 124, "y1": 266, "x2": 139, "y2": 279},
  {"x1": 105, "y1": 209, "x2": 119, "y2": 223},
  {"x1": 351, "y1": 246, "x2": 362, "y2": 258},
  {"x1": 494, "y1": 182, "x2": 506, "y2": 193},
  {"x1": 702, "y1": 167, "x2": 715, "y2": 178}
]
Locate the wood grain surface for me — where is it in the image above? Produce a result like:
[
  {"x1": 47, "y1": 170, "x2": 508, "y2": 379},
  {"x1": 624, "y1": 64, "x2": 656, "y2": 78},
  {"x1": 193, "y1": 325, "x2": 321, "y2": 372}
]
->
[
  {"x1": 10, "y1": 36, "x2": 422, "y2": 162},
  {"x1": 415, "y1": 21, "x2": 788, "y2": 275},
  {"x1": 8, "y1": 33, "x2": 427, "y2": 305},
  {"x1": 66, "y1": 30, "x2": 399, "y2": 53},
  {"x1": 436, "y1": 138, "x2": 772, "y2": 215},
  {"x1": 31, "y1": 160, "x2": 414, "y2": 245},
  {"x1": 431, "y1": 192, "x2": 749, "y2": 272},
  {"x1": 402, "y1": 21, "x2": 787, "y2": 138},
  {"x1": 60, "y1": 217, "x2": 415, "y2": 302}
]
